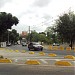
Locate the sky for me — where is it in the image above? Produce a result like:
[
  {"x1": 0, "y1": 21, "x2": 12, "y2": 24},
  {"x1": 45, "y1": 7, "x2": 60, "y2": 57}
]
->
[{"x1": 0, "y1": 0, "x2": 75, "y2": 33}]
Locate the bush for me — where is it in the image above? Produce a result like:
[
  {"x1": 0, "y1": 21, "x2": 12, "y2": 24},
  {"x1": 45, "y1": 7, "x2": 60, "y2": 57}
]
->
[{"x1": 0, "y1": 55, "x2": 4, "y2": 59}]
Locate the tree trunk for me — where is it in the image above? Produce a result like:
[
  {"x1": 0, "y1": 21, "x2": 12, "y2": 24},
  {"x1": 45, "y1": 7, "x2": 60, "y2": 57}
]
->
[
  {"x1": 61, "y1": 38, "x2": 64, "y2": 44},
  {"x1": 70, "y1": 39, "x2": 73, "y2": 49}
]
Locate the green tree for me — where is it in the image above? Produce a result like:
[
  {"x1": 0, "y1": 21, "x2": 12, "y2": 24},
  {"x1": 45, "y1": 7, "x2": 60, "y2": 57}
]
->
[
  {"x1": 10, "y1": 29, "x2": 19, "y2": 44},
  {"x1": 0, "y1": 12, "x2": 19, "y2": 42},
  {"x1": 2, "y1": 29, "x2": 19, "y2": 44},
  {"x1": 26, "y1": 31, "x2": 40, "y2": 42},
  {"x1": 45, "y1": 26, "x2": 55, "y2": 44},
  {"x1": 45, "y1": 27, "x2": 54, "y2": 34},
  {"x1": 39, "y1": 34, "x2": 47, "y2": 44},
  {"x1": 26, "y1": 31, "x2": 48, "y2": 44},
  {"x1": 45, "y1": 26, "x2": 62, "y2": 44},
  {"x1": 55, "y1": 11, "x2": 75, "y2": 48}
]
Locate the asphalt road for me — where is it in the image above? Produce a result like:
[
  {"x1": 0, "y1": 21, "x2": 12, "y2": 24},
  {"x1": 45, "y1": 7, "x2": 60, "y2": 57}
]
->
[
  {"x1": 0, "y1": 45, "x2": 75, "y2": 75},
  {"x1": 0, "y1": 64, "x2": 74, "y2": 75},
  {"x1": 6, "y1": 44, "x2": 75, "y2": 55},
  {"x1": 3, "y1": 45, "x2": 75, "y2": 66}
]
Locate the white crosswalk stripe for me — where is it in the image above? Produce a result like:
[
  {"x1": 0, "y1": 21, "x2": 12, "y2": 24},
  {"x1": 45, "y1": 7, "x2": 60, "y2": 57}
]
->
[
  {"x1": 72, "y1": 61, "x2": 75, "y2": 65},
  {"x1": 40, "y1": 59, "x2": 48, "y2": 64},
  {"x1": 25, "y1": 58, "x2": 75, "y2": 66}
]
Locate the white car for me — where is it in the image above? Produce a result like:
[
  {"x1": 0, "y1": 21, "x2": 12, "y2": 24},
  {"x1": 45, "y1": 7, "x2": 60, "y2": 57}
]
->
[{"x1": 53, "y1": 43, "x2": 60, "y2": 46}]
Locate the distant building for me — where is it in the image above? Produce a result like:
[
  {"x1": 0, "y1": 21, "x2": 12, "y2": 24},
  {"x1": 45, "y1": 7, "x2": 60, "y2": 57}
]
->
[
  {"x1": 20, "y1": 31, "x2": 28, "y2": 43},
  {"x1": 19, "y1": 31, "x2": 28, "y2": 43},
  {"x1": 21, "y1": 31, "x2": 28, "y2": 38}
]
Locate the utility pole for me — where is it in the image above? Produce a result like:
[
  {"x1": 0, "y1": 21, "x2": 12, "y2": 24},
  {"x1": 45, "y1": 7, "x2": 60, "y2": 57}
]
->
[
  {"x1": 29, "y1": 26, "x2": 30, "y2": 42},
  {"x1": 29, "y1": 26, "x2": 30, "y2": 34}
]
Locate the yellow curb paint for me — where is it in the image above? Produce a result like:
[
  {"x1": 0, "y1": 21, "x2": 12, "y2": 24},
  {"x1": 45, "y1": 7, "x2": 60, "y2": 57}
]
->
[
  {"x1": 58, "y1": 46, "x2": 64, "y2": 50},
  {"x1": 0, "y1": 59, "x2": 12, "y2": 63},
  {"x1": 21, "y1": 50, "x2": 26, "y2": 53},
  {"x1": 48, "y1": 46, "x2": 52, "y2": 50},
  {"x1": 25, "y1": 60, "x2": 40, "y2": 65},
  {"x1": 66, "y1": 47, "x2": 71, "y2": 51},
  {"x1": 52, "y1": 46, "x2": 58, "y2": 50},
  {"x1": 15, "y1": 50, "x2": 19, "y2": 52},
  {"x1": 48, "y1": 53, "x2": 57, "y2": 57},
  {"x1": 64, "y1": 55, "x2": 75, "y2": 59},
  {"x1": 29, "y1": 51, "x2": 35, "y2": 54},
  {"x1": 55, "y1": 61, "x2": 72, "y2": 66},
  {"x1": 39, "y1": 52, "x2": 45, "y2": 56}
]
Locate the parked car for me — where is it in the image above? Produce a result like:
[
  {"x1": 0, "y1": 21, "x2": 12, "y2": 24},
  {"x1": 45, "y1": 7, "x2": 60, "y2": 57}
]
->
[
  {"x1": 22, "y1": 42, "x2": 27, "y2": 46},
  {"x1": 7, "y1": 43, "x2": 11, "y2": 46},
  {"x1": 28, "y1": 42, "x2": 43, "y2": 51},
  {"x1": 53, "y1": 43, "x2": 60, "y2": 46},
  {"x1": 14, "y1": 42, "x2": 17, "y2": 45}
]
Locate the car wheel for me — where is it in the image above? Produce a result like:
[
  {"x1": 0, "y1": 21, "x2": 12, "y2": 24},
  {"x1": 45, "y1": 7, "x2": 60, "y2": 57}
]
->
[
  {"x1": 33, "y1": 48, "x2": 36, "y2": 51},
  {"x1": 41, "y1": 48, "x2": 43, "y2": 51}
]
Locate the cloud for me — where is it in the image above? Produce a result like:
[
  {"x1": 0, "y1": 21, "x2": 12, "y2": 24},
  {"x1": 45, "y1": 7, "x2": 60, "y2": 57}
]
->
[
  {"x1": 0, "y1": 0, "x2": 11, "y2": 8},
  {"x1": 42, "y1": 14, "x2": 51, "y2": 20},
  {"x1": 33, "y1": 0, "x2": 51, "y2": 7},
  {"x1": 1, "y1": 0, "x2": 75, "y2": 33}
]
